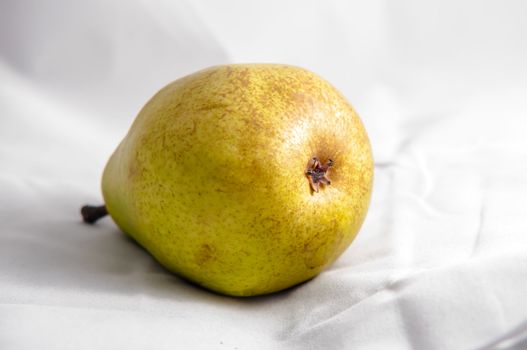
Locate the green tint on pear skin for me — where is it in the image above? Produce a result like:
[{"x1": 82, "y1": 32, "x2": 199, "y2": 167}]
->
[{"x1": 81, "y1": 64, "x2": 373, "y2": 297}]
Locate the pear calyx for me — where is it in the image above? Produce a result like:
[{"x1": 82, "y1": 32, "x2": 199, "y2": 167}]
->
[{"x1": 306, "y1": 157, "x2": 333, "y2": 193}]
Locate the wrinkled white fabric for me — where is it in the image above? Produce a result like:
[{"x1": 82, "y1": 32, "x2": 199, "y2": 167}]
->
[{"x1": 1, "y1": 1, "x2": 527, "y2": 349}]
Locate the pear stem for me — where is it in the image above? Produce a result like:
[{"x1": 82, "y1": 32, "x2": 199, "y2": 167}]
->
[{"x1": 81, "y1": 205, "x2": 108, "y2": 224}]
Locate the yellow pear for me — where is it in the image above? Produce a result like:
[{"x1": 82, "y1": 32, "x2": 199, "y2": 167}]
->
[{"x1": 82, "y1": 64, "x2": 373, "y2": 297}]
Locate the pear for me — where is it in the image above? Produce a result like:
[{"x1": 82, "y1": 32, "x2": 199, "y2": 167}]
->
[{"x1": 82, "y1": 64, "x2": 373, "y2": 297}]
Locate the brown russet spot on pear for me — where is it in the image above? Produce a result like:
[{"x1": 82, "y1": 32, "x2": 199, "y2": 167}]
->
[
  {"x1": 195, "y1": 244, "x2": 216, "y2": 266},
  {"x1": 83, "y1": 64, "x2": 373, "y2": 297}
]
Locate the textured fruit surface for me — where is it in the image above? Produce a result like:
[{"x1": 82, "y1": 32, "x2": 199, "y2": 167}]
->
[{"x1": 102, "y1": 64, "x2": 373, "y2": 296}]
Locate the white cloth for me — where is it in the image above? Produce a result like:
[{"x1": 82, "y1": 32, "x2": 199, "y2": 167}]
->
[{"x1": 1, "y1": 1, "x2": 527, "y2": 349}]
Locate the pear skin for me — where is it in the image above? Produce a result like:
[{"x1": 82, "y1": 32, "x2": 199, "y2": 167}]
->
[{"x1": 100, "y1": 64, "x2": 373, "y2": 297}]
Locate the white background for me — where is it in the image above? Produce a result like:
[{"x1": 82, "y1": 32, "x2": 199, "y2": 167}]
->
[{"x1": 1, "y1": 1, "x2": 527, "y2": 349}]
